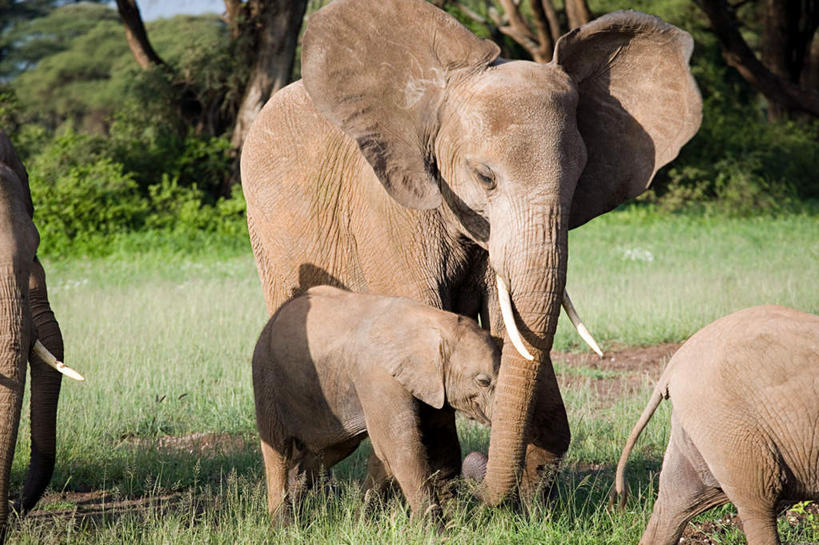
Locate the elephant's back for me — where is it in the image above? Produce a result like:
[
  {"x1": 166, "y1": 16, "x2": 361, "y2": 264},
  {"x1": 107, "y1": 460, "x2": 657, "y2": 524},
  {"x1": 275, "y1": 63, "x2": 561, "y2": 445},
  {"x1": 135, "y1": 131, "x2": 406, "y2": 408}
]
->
[
  {"x1": 668, "y1": 305, "x2": 819, "y2": 496},
  {"x1": 668, "y1": 305, "x2": 819, "y2": 388}
]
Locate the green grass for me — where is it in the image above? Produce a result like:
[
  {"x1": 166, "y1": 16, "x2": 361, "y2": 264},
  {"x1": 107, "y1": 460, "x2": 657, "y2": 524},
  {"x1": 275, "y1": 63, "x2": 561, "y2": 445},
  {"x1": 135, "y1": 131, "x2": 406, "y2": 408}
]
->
[
  {"x1": 5, "y1": 210, "x2": 818, "y2": 543},
  {"x1": 556, "y1": 206, "x2": 819, "y2": 351}
]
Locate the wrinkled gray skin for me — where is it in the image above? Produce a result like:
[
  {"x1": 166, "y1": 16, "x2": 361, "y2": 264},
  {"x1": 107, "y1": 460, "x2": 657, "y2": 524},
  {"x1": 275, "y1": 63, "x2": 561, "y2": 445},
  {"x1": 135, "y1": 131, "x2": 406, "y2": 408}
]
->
[
  {"x1": 615, "y1": 306, "x2": 819, "y2": 545},
  {"x1": 0, "y1": 130, "x2": 64, "y2": 539},
  {"x1": 241, "y1": 0, "x2": 701, "y2": 504},
  {"x1": 253, "y1": 286, "x2": 500, "y2": 519}
]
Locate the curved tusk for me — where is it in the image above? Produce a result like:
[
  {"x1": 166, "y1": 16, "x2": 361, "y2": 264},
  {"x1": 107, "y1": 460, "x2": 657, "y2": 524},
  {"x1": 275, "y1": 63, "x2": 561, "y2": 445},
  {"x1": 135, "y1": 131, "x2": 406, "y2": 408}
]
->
[
  {"x1": 32, "y1": 340, "x2": 85, "y2": 382},
  {"x1": 495, "y1": 275, "x2": 534, "y2": 361},
  {"x1": 562, "y1": 289, "x2": 603, "y2": 357}
]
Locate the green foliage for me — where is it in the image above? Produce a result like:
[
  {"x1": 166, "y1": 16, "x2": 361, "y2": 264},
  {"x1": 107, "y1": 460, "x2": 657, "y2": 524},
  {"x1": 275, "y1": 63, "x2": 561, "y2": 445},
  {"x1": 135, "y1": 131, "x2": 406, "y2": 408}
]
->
[{"x1": 25, "y1": 129, "x2": 244, "y2": 257}]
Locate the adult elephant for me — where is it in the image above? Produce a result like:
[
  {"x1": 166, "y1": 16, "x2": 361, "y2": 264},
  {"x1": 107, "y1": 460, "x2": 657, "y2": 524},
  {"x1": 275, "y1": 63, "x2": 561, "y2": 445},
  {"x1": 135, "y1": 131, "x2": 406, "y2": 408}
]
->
[
  {"x1": 241, "y1": 0, "x2": 701, "y2": 505},
  {"x1": 0, "y1": 130, "x2": 67, "y2": 537}
]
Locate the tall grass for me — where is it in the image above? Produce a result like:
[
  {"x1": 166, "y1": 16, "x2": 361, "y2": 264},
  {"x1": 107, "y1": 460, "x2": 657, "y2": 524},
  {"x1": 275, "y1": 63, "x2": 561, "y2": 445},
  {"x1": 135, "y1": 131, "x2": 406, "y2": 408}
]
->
[{"x1": 5, "y1": 210, "x2": 817, "y2": 543}]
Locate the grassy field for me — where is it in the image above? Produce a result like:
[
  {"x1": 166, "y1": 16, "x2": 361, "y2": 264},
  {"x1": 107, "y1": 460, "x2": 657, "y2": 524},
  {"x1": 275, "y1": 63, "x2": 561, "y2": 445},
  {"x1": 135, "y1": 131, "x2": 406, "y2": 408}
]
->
[{"x1": 6, "y1": 209, "x2": 819, "y2": 543}]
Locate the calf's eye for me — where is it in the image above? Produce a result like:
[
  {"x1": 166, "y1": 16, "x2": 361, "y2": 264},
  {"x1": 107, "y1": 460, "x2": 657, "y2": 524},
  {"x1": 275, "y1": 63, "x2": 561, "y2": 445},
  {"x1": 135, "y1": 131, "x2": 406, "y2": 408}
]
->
[
  {"x1": 471, "y1": 163, "x2": 496, "y2": 190},
  {"x1": 475, "y1": 374, "x2": 492, "y2": 387}
]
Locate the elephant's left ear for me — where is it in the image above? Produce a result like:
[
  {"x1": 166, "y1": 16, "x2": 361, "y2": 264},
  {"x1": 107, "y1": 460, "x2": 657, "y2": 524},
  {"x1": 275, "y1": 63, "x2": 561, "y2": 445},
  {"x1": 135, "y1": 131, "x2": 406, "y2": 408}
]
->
[
  {"x1": 370, "y1": 304, "x2": 448, "y2": 409},
  {"x1": 553, "y1": 11, "x2": 702, "y2": 228}
]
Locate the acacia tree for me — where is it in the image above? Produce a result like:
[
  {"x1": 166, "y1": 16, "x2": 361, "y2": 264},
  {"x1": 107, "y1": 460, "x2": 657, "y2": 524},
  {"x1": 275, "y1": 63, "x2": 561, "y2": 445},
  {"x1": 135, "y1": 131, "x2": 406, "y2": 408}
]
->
[
  {"x1": 697, "y1": 0, "x2": 819, "y2": 119},
  {"x1": 114, "y1": 0, "x2": 307, "y2": 150}
]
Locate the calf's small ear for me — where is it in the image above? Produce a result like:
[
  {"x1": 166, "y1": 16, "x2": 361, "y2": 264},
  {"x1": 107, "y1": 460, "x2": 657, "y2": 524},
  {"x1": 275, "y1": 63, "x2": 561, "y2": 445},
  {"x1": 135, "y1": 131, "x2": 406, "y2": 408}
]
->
[{"x1": 371, "y1": 310, "x2": 447, "y2": 409}]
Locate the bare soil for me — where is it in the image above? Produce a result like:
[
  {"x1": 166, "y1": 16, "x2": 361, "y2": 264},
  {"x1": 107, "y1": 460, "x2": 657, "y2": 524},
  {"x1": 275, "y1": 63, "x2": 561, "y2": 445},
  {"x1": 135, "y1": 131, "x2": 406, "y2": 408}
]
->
[{"x1": 552, "y1": 342, "x2": 681, "y2": 407}]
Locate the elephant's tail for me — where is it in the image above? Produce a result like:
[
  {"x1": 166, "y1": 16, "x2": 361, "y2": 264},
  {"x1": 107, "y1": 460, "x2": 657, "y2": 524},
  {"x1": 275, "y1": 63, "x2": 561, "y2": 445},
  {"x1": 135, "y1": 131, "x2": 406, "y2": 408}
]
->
[{"x1": 612, "y1": 382, "x2": 667, "y2": 509}]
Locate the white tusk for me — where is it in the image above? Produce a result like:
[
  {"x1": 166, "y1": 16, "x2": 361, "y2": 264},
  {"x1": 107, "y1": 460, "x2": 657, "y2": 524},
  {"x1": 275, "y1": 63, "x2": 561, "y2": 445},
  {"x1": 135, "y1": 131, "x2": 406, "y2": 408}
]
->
[
  {"x1": 495, "y1": 275, "x2": 534, "y2": 361},
  {"x1": 562, "y1": 289, "x2": 603, "y2": 357},
  {"x1": 32, "y1": 340, "x2": 85, "y2": 382}
]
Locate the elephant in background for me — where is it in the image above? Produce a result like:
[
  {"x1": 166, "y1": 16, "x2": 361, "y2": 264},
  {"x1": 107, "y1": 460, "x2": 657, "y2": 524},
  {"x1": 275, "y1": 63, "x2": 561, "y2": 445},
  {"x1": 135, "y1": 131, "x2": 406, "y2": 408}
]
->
[
  {"x1": 615, "y1": 306, "x2": 819, "y2": 545},
  {"x1": 253, "y1": 286, "x2": 499, "y2": 520},
  {"x1": 241, "y1": 0, "x2": 701, "y2": 504},
  {"x1": 0, "y1": 130, "x2": 67, "y2": 539}
]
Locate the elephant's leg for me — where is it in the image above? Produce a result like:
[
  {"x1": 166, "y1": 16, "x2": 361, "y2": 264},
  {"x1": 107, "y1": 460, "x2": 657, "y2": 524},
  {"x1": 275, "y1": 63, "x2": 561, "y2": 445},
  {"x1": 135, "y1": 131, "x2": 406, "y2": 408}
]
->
[
  {"x1": 361, "y1": 396, "x2": 438, "y2": 518},
  {"x1": 418, "y1": 404, "x2": 461, "y2": 502},
  {"x1": 371, "y1": 434, "x2": 438, "y2": 519},
  {"x1": 363, "y1": 452, "x2": 395, "y2": 496},
  {"x1": 734, "y1": 506, "x2": 779, "y2": 545},
  {"x1": 260, "y1": 440, "x2": 290, "y2": 522},
  {"x1": 292, "y1": 437, "x2": 362, "y2": 496},
  {"x1": 641, "y1": 421, "x2": 727, "y2": 545},
  {"x1": 519, "y1": 360, "x2": 570, "y2": 502}
]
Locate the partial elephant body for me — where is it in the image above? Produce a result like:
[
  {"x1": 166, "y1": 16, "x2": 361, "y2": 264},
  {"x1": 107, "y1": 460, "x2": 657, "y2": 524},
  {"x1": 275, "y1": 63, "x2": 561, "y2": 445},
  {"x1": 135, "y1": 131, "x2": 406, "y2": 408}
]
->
[
  {"x1": 242, "y1": 0, "x2": 701, "y2": 503},
  {"x1": 0, "y1": 130, "x2": 64, "y2": 539},
  {"x1": 616, "y1": 305, "x2": 819, "y2": 545},
  {"x1": 252, "y1": 286, "x2": 499, "y2": 518}
]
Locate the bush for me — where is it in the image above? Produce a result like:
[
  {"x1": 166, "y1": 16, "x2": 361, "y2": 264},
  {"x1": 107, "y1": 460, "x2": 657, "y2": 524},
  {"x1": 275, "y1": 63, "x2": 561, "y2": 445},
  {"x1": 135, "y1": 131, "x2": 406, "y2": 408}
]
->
[
  {"x1": 27, "y1": 131, "x2": 246, "y2": 257},
  {"x1": 30, "y1": 158, "x2": 148, "y2": 254}
]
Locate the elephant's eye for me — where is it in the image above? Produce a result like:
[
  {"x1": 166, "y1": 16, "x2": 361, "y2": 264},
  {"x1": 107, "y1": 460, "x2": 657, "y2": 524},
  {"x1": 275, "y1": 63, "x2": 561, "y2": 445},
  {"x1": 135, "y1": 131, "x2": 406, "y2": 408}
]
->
[
  {"x1": 472, "y1": 163, "x2": 496, "y2": 190},
  {"x1": 475, "y1": 374, "x2": 492, "y2": 388}
]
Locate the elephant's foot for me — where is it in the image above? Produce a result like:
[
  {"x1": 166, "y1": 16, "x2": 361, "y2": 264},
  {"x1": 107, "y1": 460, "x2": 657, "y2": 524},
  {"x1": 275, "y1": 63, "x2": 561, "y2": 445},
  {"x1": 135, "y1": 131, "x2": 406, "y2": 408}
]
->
[{"x1": 518, "y1": 444, "x2": 562, "y2": 508}]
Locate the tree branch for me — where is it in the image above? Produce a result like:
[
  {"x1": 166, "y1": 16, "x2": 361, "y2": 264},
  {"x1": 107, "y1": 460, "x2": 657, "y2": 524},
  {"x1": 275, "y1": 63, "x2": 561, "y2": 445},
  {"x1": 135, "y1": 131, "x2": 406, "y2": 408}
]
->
[
  {"x1": 115, "y1": 0, "x2": 164, "y2": 69},
  {"x1": 497, "y1": 0, "x2": 550, "y2": 62},
  {"x1": 698, "y1": 0, "x2": 819, "y2": 117}
]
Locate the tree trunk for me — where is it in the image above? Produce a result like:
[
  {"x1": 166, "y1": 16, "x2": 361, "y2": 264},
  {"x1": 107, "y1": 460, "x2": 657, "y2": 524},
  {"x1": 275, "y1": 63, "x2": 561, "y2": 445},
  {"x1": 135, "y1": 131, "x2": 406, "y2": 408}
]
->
[
  {"x1": 802, "y1": 29, "x2": 819, "y2": 91},
  {"x1": 564, "y1": 0, "x2": 592, "y2": 30},
  {"x1": 698, "y1": 0, "x2": 819, "y2": 118},
  {"x1": 230, "y1": 0, "x2": 309, "y2": 150},
  {"x1": 114, "y1": 0, "x2": 165, "y2": 69}
]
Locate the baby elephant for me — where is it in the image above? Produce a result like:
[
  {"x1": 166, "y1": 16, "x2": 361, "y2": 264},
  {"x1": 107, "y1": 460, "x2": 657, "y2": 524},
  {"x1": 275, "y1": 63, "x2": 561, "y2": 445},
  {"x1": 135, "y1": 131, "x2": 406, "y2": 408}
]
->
[
  {"x1": 253, "y1": 285, "x2": 499, "y2": 520},
  {"x1": 615, "y1": 305, "x2": 819, "y2": 545}
]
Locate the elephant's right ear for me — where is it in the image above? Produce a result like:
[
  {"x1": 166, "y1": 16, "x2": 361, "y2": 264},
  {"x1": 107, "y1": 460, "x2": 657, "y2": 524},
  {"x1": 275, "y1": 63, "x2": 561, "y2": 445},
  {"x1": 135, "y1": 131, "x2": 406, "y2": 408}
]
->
[{"x1": 301, "y1": 0, "x2": 500, "y2": 210}]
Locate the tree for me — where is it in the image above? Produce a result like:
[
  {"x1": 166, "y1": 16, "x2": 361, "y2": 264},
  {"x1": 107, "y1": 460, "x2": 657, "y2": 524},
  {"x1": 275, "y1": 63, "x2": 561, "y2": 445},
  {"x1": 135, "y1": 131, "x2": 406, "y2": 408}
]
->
[
  {"x1": 440, "y1": 0, "x2": 593, "y2": 63},
  {"x1": 114, "y1": 0, "x2": 165, "y2": 69},
  {"x1": 113, "y1": 0, "x2": 307, "y2": 152},
  {"x1": 0, "y1": 0, "x2": 107, "y2": 77},
  {"x1": 225, "y1": 0, "x2": 308, "y2": 149},
  {"x1": 696, "y1": 0, "x2": 819, "y2": 119}
]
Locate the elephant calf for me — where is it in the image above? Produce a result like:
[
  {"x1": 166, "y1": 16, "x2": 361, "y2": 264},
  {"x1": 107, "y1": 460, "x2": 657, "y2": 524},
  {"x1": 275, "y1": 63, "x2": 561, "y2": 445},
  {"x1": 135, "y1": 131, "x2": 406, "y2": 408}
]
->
[
  {"x1": 615, "y1": 305, "x2": 819, "y2": 545},
  {"x1": 253, "y1": 285, "x2": 499, "y2": 520}
]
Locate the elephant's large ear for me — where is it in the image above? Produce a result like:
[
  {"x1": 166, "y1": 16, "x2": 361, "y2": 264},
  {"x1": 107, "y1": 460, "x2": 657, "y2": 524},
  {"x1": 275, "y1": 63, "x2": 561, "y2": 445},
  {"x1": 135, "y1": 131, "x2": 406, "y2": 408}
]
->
[
  {"x1": 301, "y1": 0, "x2": 500, "y2": 209},
  {"x1": 370, "y1": 304, "x2": 449, "y2": 409},
  {"x1": 553, "y1": 11, "x2": 702, "y2": 228},
  {"x1": 0, "y1": 130, "x2": 34, "y2": 218}
]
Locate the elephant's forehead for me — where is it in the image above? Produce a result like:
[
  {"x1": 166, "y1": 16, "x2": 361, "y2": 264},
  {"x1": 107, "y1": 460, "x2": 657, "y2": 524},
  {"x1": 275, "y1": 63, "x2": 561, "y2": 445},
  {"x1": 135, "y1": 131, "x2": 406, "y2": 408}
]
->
[{"x1": 454, "y1": 61, "x2": 577, "y2": 136}]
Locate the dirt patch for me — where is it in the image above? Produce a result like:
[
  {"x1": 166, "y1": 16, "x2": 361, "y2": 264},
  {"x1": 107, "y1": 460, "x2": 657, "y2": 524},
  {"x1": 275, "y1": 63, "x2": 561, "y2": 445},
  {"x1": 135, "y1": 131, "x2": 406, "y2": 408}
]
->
[
  {"x1": 28, "y1": 490, "x2": 185, "y2": 522},
  {"x1": 552, "y1": 343, "x2": 680, "y2": 407},
  {"x1": 120, "y1": 432, "x2": 250, "y2": 456},
  {"x1": 681, "y1": 502, "x2": 819, "y2": 544},
  {"x1": 553, "y1": 342, "x2": 681, "y2": 374}
]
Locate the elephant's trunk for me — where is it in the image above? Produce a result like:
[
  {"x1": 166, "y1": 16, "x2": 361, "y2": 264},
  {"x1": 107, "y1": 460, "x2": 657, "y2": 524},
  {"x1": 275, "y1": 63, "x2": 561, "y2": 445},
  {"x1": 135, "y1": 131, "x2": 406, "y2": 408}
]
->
[
  {"x1": 19, "y1": 258, "x2": 62, "y2": 514},
  {"x1": 482, "y1": 206, "x2": 569, "y2": 505},
  {"x1": 0, "y1": 265, "x2": 31, "y2": 535}
]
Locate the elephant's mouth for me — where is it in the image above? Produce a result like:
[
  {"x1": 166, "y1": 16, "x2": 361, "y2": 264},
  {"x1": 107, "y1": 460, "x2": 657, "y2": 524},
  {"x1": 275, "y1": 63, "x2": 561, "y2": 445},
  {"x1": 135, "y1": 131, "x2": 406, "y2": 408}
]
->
[{"x1": 472, "y1": 402, "x2": 491, "y2": 426}]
